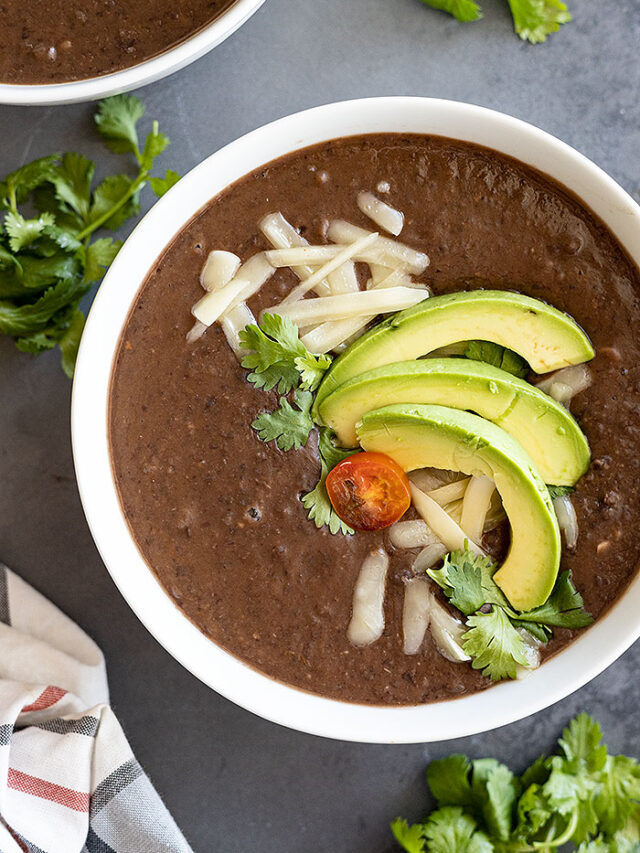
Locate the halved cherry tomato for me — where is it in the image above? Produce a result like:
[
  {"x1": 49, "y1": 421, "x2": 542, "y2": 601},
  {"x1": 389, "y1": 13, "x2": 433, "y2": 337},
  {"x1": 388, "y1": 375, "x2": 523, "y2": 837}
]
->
[{"x1": 326, "y1": 451, "x2": 411, "y2": 531}]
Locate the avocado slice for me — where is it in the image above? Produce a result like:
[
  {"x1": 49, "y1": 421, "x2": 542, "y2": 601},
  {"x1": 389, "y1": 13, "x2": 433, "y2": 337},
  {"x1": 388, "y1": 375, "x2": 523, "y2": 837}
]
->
[
  {"x1": 357, "y1": 403, "x2": 561, "y2": 611},
  {"x1": 319, "y1": 358, "x2": 590, "y2": 486},
  {"x1": 314, "y1": 290, "x2": 594, "y2": 416}
]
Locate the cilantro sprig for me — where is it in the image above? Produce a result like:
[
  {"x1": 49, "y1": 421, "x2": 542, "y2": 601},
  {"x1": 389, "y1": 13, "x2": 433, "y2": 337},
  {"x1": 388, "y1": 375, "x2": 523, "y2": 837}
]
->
[
  {"x1": 392, "y1": 714, "x2": 640, "y2": 853},
  {"x1": 417, "y1": 0, "x2": 571, "y2": 43},
  {"x1": 428, "y1": 549, "x2": 592, "y2": 680},
  {"x1": 0, "y1": 94, "x2": 177, "y2": 376},
  {"x1": 240, "y1": 314, "x2": 356, "y2": 533},
  {"x1": 302, "y1": 427, "x2": 358, "y2": 536}
]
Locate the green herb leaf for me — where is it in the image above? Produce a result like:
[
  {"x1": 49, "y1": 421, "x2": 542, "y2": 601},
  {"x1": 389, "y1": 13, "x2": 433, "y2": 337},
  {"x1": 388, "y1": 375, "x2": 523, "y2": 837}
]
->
[
  {"x1": 417, "y1": 0, "x2": 483, "y2": 23},
  {"x1": 240, "y1": 313, "x2": 331, "y2": 395},
  {"x1": 422, "y1": 806, "x2": 493, "y2": 852},
  {"x1": 252, "y1": 390, "x2": 314, "y2": 451},
  {"x1": 390, "y1": 818, "x2": 426, "y2": 853},
  {"x1": 465, "y1": 340, "x2": 529, "y2": 378},
  {"x1": 547, "y1": 484, "x2": 575, "y2": 500},
  {"x1": 507, "y1": 0, "x2": 571, "y2": 43},
  {"x1": 4, "y1": 212, "x2": 55, "y2": 252},
  {"x1": 427, "y1": 549, "x2": 510, "y2": 615},
  {"x1": 511, "y1": 571, "x2": 593, "y2": 631},
  {"x1": 84, "y1": 238, "x2": 122, "y2": 285},
  {"x1": 150, "y1": 169, "x2": 181, "y2": 198},
  {"x1": 428, "y1": 754, "x2": 474, "y2": 808},
  {"x1": 59, "y1": 309, "x2": 85, "y2": 378},
  {"x1": 0, "y1": 276, "x2": 87, "y2": 337},
  {"x1": 0, "y1": 155, "x2": 59, "y2": 209},
  {"x1": 88, "y1": 174, "x2": 142, "y2": 231},
  {"x1": 295, "y1": 350, "x2": 332, "y2": 391},
  {"x1": 50, "y1": 152, "x2": 95, "y2": 224},
  {"x1": 463, "y1": 607, "x2": 529, "y2": 681},
  {"x1": 94, "y1": 94, "x2": 146, "y2": 157},
  {"x1": 139, "y1": 122, "x2": 170, "y2": 172}
]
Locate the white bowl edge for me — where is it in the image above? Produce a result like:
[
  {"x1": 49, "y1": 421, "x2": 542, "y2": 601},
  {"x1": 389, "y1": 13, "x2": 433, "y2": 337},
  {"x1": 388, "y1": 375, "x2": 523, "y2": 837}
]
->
[
  {"x1": 71, "y1": 97, "x2": 640, "y2": 743},
  {"x1": 0, "y1": 0, "x2": 267, "y2": 106}
]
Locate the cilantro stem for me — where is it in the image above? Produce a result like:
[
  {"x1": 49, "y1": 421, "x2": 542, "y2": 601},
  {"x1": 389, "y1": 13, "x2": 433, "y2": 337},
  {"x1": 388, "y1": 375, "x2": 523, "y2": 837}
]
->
[
  {"x1": 532, "y1": 809, "x2": 578, "y2": 849},
  {"x1": 75, "y1": 171, "x2": 147, "y2": 241}
]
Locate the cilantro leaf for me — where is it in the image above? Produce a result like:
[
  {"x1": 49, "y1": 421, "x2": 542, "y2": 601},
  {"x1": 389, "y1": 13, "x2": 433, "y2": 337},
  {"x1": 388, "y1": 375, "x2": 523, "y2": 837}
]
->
[
  {"x1": 240, "y1": 313, "x2": 331, "y2": 394},
  {"x1": 428, "y1": 754, "x2": 474, "y2": 808},
  {"x1": 391, "y1": 818, "x2": 426, "y2": 853},
  {"x1": 150, "y1": 169, "x2": 181, "y2": 198},
  {"x1": 507, "y1": 0, "x2": 571, "y2": 43},
  {"x1": 301, "y1": 428, "x2": 356, "y2": 535},
  {"x1": 84, "y1": 238, "x2": 122, "y2": 285},
  {"x1": 547, "y1": 484, "x2": 575, "y2": 500},
  {"x1": 0, "y1": 96, "x2": 176, "y2": 375},
  {"x1": 58, "y1": 309, "x2": 85, "y2": 378},
  {"x1": 418, "y1": 0, "x2": 483, "y2": 23},
  {"x1": 473, "y1": 758, "x2": 519, "y2": 840},
  {"x1": 94, "y1": 94, "x2": 146, "y2": 157},
  {"x1": 463, "y1": 607, "x2": 529, "y2": 681},
  {"x1": 511, "y1": 571, "x2": 593, "y2": 631},
  {"x1": 596, "y1": 756, "x2": 640, "y2": 836},
  {"x1": 50, "y1": 152, "x2": 94, "y2": 224},
  {"x1": 252, "y1": 390, "x2": 314, "y2": 451},
  {"x1": 139, "y1": 122, "x2": 170, "y2": 172},
  {"x1": 465, "y1": 340, "x2": 529, "y2": 378},
  {"x1": 295, "y1": 350, "x2": 332, "y2": 391},
  {"x1": 422, "y1": 806, "x2": 493, "y2": 852},
  {"x1": 427, "y1": 549, "x2": 510, "y2": 615},
  {"x1": 88, "y1": 174, "x2": 142, "y2": 232},
  {"x1": 4, "y1": 212, "x2": 55, "y2": 252},
  {"x1": 0, "y1": 155, "x2": 59, "y2": 208}
]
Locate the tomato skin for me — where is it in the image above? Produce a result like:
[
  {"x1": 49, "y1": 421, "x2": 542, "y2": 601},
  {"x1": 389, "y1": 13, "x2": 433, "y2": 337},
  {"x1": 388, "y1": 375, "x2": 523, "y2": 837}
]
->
[{"x1": 325, "y1": 451, "x2": 411, "y2": 531}]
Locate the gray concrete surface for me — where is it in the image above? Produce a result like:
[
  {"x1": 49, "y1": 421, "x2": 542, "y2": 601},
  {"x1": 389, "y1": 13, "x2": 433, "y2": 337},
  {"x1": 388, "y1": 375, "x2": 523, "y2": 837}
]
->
[{"x1": 1, "y1": 0, "x2": 639, "y2": 850}]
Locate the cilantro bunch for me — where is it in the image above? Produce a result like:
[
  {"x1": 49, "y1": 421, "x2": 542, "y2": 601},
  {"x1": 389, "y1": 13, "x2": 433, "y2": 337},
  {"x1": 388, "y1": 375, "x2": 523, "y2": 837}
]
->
[
  {"x1": 418, "y1": 0, "x2": 571, "y2": 43},
  {"x1": 392, "y1": 713, "x2": 640, "y2": 852},
  {"x1": 0, "y1": 94, "x2": 179, "y2": 376},
  {"x1": 427, "y1": 549, "x2": 592, "y2": 680},
  {"x1": 239, "y1": 314, "x2": 359, "y2": 533}
]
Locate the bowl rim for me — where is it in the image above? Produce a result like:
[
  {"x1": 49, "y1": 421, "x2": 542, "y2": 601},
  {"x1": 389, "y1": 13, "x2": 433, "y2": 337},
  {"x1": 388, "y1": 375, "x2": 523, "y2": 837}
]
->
[
  {"x1": 71, "y1": 96, "x2": 640, "y2": 743},
  {"x1": 0, "y1": 0, "x2": 267, "y2": 106}
]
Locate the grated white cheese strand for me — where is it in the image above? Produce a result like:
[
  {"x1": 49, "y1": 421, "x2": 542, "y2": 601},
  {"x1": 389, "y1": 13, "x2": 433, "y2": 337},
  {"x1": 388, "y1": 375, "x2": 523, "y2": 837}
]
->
[
  {"x1": 220, "y1": 302, "x2": 255, "y2": 359},
  {"x1": 553, "y1": 495, "x2": 579, "y2": 549},
  {"x1": 409, "y1": 468, "x2": 463, "y2": 494},
  {"x1": 327, "y1": 220, "x2": 429, "y2": 274},
  {"x1": 192, "y1": 253, "x2": 275, "y2": 326},
  {"x1": 200, "y1": 250, "x2": 241, "y2": 292},
  {"x1": 300, "y1": 269, "x2": 422, "y2": 355},
  {"x1": 536, "y1": 364, "x2": 592, "y2": 406},
  {"x1": 269, "y1": 286, "x2": 427, "y2": 326},
  {"x1": 357, "y1": 191, "x2": 405, "y2": 236},
  {"x1": 301, "y1": 315, "x2": 374, "y2": 354},
  {"x1": 428, "y1": 478, "x2": 471, "y2": 507},
  {"x1": 410, "y1": 484, "x2": 486, "y2": 557},
  {"x1": 412, "y1": 543, "x2": 448, "y2": 573},
  {"x1": 428, "y1": 593, "x2": 470, "y2": 663},
  {"x1": 326, "y1": 259, "x2": 359, "y2": 295},
  {"x1": 460, "y1": 475, "x2": 496, "y2": 544},
  {"x1": 347, "y1": 548, "x2": 389, "y2": 647},
  {"x1": 388, "y1": 519, "x2": 439, "y2": 549},
  {"x1": 402, "y1": 577, "x2": 431, "y2": 655},
  {"x1": 186, "y1": 320, "x2": 207, "y2": 344},
  {"x1": 515, "y1": 630, "x2": 542, "y2": 679},
  {"x1": 278, "y1": 232, "x2": 379, "y2": 305},
  {"x1": 258, "y1": 212, "x2": 331, "y2": 296}
]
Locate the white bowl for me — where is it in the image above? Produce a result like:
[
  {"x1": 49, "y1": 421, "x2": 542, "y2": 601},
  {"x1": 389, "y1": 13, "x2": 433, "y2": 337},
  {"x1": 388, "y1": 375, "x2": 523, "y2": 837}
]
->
[
  {"x1": 0, "y1": 0, "x2": 266, "y2": 106},
  {"x1": 72, "y1": 97, "x2": 640, "y2": 743}
]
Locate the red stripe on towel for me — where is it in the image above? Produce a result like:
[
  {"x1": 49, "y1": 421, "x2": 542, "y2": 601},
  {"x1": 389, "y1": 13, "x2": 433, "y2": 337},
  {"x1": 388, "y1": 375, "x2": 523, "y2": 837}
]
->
[
  {"x1": 22, "y1": 686, "x2": 67, "y2": 713},
  {"x1": 7, "y1": 768, "x2": 89, "y2": 812}
]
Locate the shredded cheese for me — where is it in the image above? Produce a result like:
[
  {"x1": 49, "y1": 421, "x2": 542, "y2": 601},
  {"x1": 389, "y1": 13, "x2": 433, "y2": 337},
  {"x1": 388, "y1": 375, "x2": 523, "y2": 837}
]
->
[{"x1": 357, "y1": 191, "x2": 404, "y2": 236}]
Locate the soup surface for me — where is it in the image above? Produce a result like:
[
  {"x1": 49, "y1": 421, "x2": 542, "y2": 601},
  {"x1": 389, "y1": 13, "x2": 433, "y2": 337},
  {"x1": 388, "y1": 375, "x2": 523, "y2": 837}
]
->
[
  {"x1": 0, "y1": 0, "x2": 235, "y2": 84},
  {"x1": 109, "y1": 134, "x2": 640, "y2": 705}
]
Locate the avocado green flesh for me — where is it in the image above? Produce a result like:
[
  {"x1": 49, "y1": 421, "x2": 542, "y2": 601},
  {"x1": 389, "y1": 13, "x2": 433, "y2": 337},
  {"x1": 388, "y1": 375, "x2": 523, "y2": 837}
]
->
[
  {"x1": 357, "y1": 404, "x2": 561, "y2": 611},
  {"x1": 319, "y1": 358, "x2": 590, "y2": 486},
  {"x1": 314, "y1": 290, "x2": 594, "y2": 416}
]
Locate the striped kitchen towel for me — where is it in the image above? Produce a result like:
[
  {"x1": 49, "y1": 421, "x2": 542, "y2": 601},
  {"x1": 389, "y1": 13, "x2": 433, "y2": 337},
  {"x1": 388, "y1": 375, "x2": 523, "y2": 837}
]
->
[{"x1": 0, "y1": 564, "x2": 193, "y2": 853}]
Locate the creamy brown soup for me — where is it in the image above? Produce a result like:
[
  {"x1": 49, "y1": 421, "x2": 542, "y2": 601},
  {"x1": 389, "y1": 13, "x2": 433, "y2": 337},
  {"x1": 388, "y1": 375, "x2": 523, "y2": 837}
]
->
[
  {"x1": 109, "y1": 134, "x2": 640, "y2": 705},
  {"x1": 0, "y1": 0, "x2": 235, "y2": 84}
]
